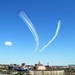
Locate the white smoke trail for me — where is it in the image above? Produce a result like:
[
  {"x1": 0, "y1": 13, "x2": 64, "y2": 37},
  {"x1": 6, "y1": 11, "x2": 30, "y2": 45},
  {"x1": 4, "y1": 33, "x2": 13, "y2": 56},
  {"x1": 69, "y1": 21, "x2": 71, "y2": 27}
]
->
[
  {"x1": 18, "y1": 11, "x2": 39, "y2": 52},
  {"x1": 40, "y1": 20, "x2": 61, "y2": 52}
]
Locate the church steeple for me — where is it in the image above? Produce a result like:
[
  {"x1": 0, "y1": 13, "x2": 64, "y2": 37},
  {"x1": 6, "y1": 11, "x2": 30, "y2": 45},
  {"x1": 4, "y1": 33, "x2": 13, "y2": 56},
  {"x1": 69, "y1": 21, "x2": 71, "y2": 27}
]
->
[{"x1": 38, "y1": 60, "x2": 41, "y2": 65}]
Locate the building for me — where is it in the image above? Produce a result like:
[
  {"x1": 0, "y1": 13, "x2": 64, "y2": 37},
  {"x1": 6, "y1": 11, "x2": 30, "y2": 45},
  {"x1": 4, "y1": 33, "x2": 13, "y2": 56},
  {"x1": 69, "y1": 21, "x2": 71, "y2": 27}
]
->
[
  {"x1": 35, "y1": 60, "x2": 43, "y2": 67},
  {"x1": 36, "y1": 66, "x2": 46, "y2": 70},
  {"x1": 29, "y1": 70, "x2": 64, "y2": 75},
  {"x1": 35, "y1": 60, "x2": 46, "y2": 70}
]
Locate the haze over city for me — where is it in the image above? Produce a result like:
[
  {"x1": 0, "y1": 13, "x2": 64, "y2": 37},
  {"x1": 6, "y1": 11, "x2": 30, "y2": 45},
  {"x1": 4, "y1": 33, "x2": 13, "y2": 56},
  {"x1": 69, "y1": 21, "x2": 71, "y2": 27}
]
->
[{"x1": 0, "y1": 0, "x2": 75, "y2": 66}]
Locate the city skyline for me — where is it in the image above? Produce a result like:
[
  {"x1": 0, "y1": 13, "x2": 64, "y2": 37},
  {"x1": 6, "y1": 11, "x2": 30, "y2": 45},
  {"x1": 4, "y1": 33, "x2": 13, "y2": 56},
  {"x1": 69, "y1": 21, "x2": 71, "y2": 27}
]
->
[{"x1": 0, "y1": 0, "x2": 75, "y2": 65}]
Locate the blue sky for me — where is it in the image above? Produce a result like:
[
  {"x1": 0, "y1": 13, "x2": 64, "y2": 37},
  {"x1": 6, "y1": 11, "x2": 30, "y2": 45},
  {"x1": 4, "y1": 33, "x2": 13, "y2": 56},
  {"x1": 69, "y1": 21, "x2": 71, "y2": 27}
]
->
[{"x1": 0, "y1": 0, "x2": 75, "y2": 65}]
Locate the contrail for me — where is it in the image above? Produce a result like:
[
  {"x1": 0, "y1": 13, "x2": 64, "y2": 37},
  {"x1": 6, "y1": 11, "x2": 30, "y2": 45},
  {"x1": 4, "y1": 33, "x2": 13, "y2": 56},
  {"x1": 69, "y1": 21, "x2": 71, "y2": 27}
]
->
[
  {"x1": 18, "y1": 11, "x2": 39, "y2": 52},
  {"x1": 40, "y1": 20, "x2": 61, "y2": 52}
]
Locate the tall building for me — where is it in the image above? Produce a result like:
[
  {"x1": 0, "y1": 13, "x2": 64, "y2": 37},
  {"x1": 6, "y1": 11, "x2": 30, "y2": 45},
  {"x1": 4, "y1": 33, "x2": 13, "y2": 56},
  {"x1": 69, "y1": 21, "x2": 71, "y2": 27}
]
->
[
  {"x1": 35, "y1": 60, "x2": 46, "y2": 70},
  {"x1": 35, "y1": 60, "x2": 43, "y2": 67}
]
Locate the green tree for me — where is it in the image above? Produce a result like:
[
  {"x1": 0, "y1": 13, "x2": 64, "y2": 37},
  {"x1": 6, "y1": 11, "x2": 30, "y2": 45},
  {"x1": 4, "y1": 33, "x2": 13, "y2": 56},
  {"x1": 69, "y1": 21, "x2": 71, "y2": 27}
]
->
[{"x1": 17, "y1": 72, "x2": 23, "y2": 75}]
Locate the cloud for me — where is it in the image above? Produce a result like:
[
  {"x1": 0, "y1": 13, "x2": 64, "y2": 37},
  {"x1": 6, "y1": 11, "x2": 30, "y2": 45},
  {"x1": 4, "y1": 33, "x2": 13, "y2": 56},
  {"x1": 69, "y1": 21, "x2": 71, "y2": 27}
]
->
[{"x1": 4, "y1": 41, "x2": 12, "y2": 46}]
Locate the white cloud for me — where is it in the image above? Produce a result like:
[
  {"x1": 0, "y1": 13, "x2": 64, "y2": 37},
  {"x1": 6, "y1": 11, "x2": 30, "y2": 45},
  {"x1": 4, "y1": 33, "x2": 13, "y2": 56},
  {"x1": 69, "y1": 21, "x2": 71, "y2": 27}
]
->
[{"x1": 4, "y1": 41, "x2": 12, "y2": 46}]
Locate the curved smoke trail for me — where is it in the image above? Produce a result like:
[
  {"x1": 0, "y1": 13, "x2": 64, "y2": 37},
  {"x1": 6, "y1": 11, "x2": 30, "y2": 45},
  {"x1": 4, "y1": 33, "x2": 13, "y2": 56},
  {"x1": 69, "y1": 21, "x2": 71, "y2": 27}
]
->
[
  {"x1": 40, "y1": 20, "x2": 61, "y2": 52},
  {"x1": 18, "y1": 11, "x2": 39, "y2": 52}
]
